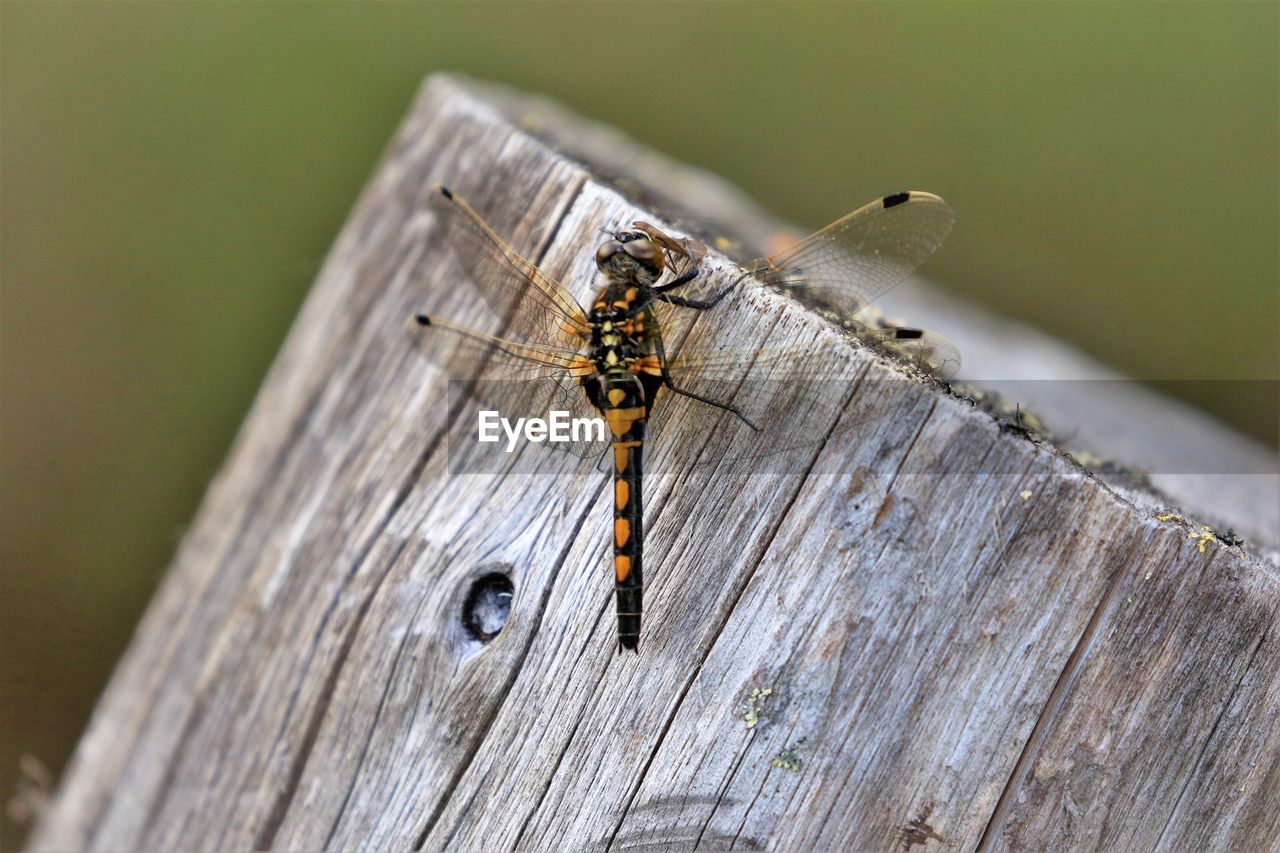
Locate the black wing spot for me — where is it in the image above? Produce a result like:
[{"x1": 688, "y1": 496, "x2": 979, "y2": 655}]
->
[
  {"x1": 439, "y1": 185, "x2": 454, "y2": 199},
  {"x1": 415, "y1": 314, "x2": 431, "y2": 326},
  {"x1": 883, "y1": 192, "x2": 911, "y2": 208},
  {"x1": 893, "y1": 327, "x2": 924, "y2": 340}
]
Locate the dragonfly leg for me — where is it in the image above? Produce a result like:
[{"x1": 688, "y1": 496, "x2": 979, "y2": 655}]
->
[
  {"x1": 656, "y1": 269, "x2": 747, "y2": 308},
  {"x1": 666, "y1": 383, "x2": 760, "y2": 432},
  {"x1": 652, "y1": 267, "x2": 701, "y2": 293},
  {"x1": 660, "y1": 294, "x2": 718, "y2": 309},
  {"x1": 645, "y1": 313, "x2": 759, "y2": 431}
]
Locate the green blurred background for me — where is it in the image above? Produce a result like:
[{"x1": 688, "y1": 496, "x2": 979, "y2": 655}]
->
[{"x1": 1, "y1": 1, "x2": 1275, "y2": 845}]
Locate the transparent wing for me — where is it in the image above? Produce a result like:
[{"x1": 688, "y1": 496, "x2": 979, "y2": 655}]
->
[
  {"x1": 750, "y1": 191, "x2": 955, "y2": 312},
  {"x1": 646, "y1": 318, "x2": 958, "y2": 471},
  {"x1": 428, "y1": 185, "x2": 592, "y2": 350},
  {"x1": 853, "y1": 325, "x2": 961, "y2": 381},
  {"x1": 643, "y1": 193, "x2": 960, "y2": 378},
  {"x1": 628, "y1": 196, "x2": 955, "y2": 353},
  {"x1": 664, "y1": 326, "x2": 958, "y2": 382},
  {"x1": 411, "y1": 315, "x2": 607, "y2": 463},
  {"x1": 413, "y1": 315, "x2": 593, "y2": 378}
]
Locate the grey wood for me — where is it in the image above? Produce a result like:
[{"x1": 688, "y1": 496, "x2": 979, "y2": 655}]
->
[{"x1": 31, "y1": 74, "x2": 1279, "y2": 853}]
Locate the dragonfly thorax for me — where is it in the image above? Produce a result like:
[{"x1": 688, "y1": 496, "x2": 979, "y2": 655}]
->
[{"x1": 587, "y1": 280, "x2": 659, "y2": 380}]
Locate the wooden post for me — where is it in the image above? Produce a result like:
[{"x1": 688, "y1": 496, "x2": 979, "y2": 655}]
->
[{"x1": 32, "y1": 75, "x2": 1278, "y2": 852}]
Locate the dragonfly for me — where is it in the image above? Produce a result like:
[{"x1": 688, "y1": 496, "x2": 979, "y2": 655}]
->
[{"x1": 413, "y1": 183, "x2": 956, "y2": 652}]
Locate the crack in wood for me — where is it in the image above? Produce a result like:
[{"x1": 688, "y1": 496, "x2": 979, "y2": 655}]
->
[
  {"x1": 254, "y1": 533, "x2": 412, "y2": 850},
  {"x1": 509, "y1": 603, "x2": 615, "y2": 849},
  {"x1": 974, "y1": 512, "x2": 1154, "y2": 851},
  {"x1": 1154, "y1": 616, "x2": 1274, "y2": 847},
  {"x1": 253, "y1": 412, "x2": 445, "y2": 849},
  {"x1": 318, "y1": 550, "x2": 434, "y2": 849},
  {"x1": 412, "y1": 477, "x2": 603, "y2": 852}
]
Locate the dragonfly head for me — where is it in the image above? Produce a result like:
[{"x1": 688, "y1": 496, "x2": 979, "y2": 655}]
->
[{"x1": 595, "y1": 230, "x2": 664, "y2": 284}]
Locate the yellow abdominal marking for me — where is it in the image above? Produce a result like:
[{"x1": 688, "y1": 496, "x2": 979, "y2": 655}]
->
[
  {"x1": 615, "y1": 554, "x2": 633, "y2": 582},
  {"x1": 605, "y1": 407, "x2": 646, "y2": 438},
  {"x1": 612, "y1": 441, "x2": 640, "y2": 471},
  {"x1": 615, "y1": 479, "x2": 629, "y2": 509},
  {"x1": 607, "y1": 388, "x2": 627, "y2": 406},
  {"x1": 614, "y1": 518, "x2": 631, "y2": 548},
  {"x1": 633, "y1": 355, "x2": 662, "y2": 376}
]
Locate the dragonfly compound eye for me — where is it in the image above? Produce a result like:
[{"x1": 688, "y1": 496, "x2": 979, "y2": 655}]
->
[
  {"x1": 595, "y1": 239, "x2": 623, "y2": 269},
  {"x1": 621, "y1": 238, "x2": 664, "y2": 275}
]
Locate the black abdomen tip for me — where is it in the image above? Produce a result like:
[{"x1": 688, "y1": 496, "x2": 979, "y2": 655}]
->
[{"x1": 883, "y1": 192, "x2": 910, "y2": 208}]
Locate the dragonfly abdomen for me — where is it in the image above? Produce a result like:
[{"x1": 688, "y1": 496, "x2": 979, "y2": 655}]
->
[
  {"x1": 612, "y1": 437, "x2": 644, "y2": 652},
  {"x1": 601, "y1": 374, "x2": 651, "y2": 653}
]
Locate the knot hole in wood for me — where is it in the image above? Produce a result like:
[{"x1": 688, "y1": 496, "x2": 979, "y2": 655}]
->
[{"x1": 461, "y1": 568, "x2": 514, "y2": 642}]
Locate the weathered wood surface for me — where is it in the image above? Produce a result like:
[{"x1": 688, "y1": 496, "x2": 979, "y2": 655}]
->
[{"x1": 33, "y1": 74, "x2": 1279, "y2": 852}]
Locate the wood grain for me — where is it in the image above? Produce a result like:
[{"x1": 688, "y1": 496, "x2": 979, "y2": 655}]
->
[{"x1": 32, "y1": 74, "x2": 1279, "y2": 853}]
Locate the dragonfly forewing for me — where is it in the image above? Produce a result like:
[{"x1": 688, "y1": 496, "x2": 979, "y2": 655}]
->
[
  {"x1": 410, "y1": 315, "x2": 610, "y2": 469},
  {"x1": 755, "y1": 191, "x2": 955, "y2": 312},
  {"x1": 427, "y1": 185, "x2": 592, "y2": 350}
]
